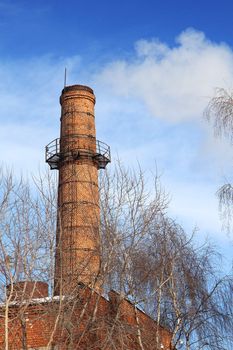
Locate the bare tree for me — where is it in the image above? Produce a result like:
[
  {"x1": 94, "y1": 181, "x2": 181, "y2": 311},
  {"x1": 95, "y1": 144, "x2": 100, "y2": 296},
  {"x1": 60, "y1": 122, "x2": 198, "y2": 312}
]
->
[
  {"x1": 99, "y1": 162, "x2": 233, "y2": 350},
  {"x1": 205, "y1": 87, "x2": 233, "y2": 231},
  {"x1": 205, "y1": 88, "x2": 233, "y2": 140},
  {"x1": 0, "y1": 163, "x2": 232, "y2": 349},
  {"x1": 0, "y1": 167, "x2": 57, "y2": 349}
]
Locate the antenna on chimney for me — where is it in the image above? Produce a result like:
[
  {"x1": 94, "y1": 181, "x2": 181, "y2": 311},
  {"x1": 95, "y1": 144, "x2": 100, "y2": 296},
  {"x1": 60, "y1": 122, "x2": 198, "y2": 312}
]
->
[{"x1": 64, "y1": 68, "x2": 67, "y2": 87}]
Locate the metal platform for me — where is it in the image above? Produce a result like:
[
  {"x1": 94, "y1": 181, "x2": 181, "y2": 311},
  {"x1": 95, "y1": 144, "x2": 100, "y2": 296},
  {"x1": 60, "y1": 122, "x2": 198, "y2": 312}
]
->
[{"x1": 45, "y1": 137, "x2": 111, "y2": 170}]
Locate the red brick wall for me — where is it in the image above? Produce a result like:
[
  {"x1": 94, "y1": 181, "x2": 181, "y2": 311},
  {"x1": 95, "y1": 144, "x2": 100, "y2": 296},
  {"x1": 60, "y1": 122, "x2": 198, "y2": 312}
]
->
[{"x1": 0, "y1": 287, "x2": 172, "y2": 349}]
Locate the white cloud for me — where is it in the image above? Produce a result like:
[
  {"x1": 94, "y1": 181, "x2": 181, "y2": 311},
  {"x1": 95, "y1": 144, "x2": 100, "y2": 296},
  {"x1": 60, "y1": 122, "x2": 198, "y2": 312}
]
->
[{"x1": 96, "y1": 28, "x2": 233, "y2": 123}]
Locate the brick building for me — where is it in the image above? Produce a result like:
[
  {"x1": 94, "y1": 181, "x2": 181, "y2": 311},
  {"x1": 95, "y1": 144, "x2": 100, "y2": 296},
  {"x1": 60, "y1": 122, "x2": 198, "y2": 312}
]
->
[
  {"x1": 0, "y1": 281, "x2": 171, "y2": 349},
  {"x1": 0, "y1": 85, "x2": 172, "y2": 349}
]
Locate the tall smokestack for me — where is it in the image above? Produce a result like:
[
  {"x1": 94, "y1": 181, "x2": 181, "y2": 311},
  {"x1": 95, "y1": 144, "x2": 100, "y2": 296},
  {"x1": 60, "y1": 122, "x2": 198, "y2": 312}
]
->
[{"x1": 46, "y1": 85, "x2": 110, "y2": 295}]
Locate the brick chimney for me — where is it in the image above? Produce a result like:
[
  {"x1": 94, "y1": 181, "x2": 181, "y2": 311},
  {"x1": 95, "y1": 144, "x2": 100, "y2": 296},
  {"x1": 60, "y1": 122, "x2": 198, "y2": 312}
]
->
[{"x1": 46, "y1": 85, "x2": 110, "y2": 295}]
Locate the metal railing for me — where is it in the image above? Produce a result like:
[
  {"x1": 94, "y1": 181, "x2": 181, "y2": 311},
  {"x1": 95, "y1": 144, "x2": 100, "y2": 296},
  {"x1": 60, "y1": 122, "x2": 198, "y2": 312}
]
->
[
  {"x1": 96, "y1": 139, "x2": 111, "y2": 160},
  {"x1": 45, "y1": 138, "x2": 60, "y2": 162},
  {"x1": 45, "y1": 137, "x2": 111, "y2": 169}
]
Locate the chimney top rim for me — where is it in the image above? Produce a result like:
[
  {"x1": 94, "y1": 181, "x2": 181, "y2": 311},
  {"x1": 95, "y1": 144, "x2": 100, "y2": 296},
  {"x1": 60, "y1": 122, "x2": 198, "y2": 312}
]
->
[{"x1": 62, "y1": 84, "x2": 94, "y2": 95}]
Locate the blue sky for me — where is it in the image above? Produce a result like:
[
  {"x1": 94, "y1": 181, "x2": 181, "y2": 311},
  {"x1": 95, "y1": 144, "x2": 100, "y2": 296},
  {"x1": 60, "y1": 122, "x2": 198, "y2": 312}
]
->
[
  {"x1": 0, "y1": 0, "x2": 233, "y2": 268},
  {"x1": 0, "y1": 0, "x2": 233, "y2": 58}
]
